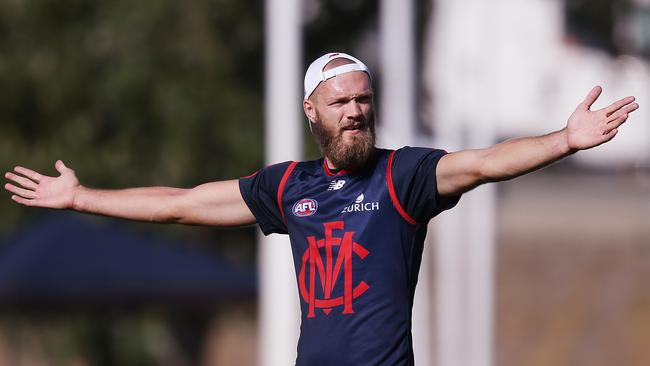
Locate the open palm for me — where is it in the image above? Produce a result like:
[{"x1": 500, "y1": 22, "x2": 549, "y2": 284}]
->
[
  {"x1": 566, "y1": 86, "x2": 639, "y2": 151},
  {"x1": 4, "y1": 160, "x2": 79, "y2": 209}
]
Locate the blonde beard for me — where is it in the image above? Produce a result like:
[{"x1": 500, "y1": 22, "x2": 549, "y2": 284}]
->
[{"x1": 311, "y1": 118, "x2": 376, "y2": 171}]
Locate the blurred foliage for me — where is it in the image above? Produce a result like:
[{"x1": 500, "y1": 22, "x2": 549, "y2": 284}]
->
[{"x1": 0, "y1": 0, "x2": 264, "y2": 232}]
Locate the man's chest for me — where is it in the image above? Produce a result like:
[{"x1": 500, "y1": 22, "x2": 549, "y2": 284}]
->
[{"x1": 283, "y1": 173, "x2": 388, "y2": 224}]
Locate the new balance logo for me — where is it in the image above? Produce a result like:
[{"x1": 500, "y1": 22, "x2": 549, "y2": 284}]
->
[{"x1": 327, "y1": 179, "x2": 346, "y2": 191}]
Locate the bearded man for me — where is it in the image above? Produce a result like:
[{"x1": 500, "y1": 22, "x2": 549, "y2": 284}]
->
[{"x1": 4, "y1": 52, "x2": 639, "y2": 365}]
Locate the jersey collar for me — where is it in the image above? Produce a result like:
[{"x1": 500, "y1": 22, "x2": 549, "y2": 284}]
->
[{"x1": 323, "y1": 158, "x2": 348, "y2": 176}]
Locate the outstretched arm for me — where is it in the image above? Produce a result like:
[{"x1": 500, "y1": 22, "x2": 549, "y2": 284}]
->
[
  {"x1": 4, "y1": 160, "x2": 256, "y2": 227},
  {"x1": 436, "y1": 86, "x2": 640, "y2": 196}
]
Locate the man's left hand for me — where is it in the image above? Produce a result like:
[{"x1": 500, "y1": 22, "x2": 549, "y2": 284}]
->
[{"x1": 565, "y1": 86, "x2": 639, "y2": 151}]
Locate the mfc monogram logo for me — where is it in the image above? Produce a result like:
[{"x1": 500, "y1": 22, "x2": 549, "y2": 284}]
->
[{"x1": 298, "y1": 221, "x2": 370, "y2": 318}]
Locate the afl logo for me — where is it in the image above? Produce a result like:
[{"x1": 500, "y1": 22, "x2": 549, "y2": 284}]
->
[{"x1": 293, "y1": 198, "x2": 318, "y2": 217}]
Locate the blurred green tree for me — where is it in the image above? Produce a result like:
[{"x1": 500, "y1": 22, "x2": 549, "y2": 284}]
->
[{"x1": 0, "y1": 0, "x2": 264, "y2": 233}]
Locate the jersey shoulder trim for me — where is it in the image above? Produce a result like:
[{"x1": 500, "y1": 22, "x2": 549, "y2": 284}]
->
[
  {"x1": 277, "y1": 161, "x2": 299, "y2": 223},
  {"x1": 386, "y1": 150, "x2": 418, "y2": 225}
]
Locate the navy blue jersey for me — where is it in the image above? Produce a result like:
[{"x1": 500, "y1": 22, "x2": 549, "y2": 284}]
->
[{"x1": 239, "y1": 147, "x2": 461, "y2": 366}]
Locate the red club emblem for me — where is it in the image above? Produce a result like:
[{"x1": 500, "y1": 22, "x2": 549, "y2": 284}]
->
[{"x1": 299, "y1": 221, "x2": 370, "y2": 318}]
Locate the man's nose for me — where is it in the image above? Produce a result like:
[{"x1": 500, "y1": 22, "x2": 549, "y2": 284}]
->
[{"x1": 346, "y1": 100, "x2": 363, "y2": 120}]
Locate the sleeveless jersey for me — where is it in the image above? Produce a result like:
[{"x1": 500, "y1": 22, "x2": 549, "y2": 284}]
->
[{"x1": 239, "y1": 147, "x2": 461, "y2": 366}]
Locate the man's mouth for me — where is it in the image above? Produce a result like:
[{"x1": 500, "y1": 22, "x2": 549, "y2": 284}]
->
[{"x1": 341, "y1": 124, "x2": 364, "y2": 133}]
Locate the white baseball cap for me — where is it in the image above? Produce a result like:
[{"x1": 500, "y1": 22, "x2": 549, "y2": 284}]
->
[{"x1": 303, "y1": 52, "x2": 372, "y2": 100}]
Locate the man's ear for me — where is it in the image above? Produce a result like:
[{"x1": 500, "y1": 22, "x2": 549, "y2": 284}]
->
[{"x1": 303, "y1": 98, "x2": 317, "y2": 123}]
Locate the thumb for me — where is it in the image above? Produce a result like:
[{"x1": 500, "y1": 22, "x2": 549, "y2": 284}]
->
[
  {"x1": 55, "y1": 160, "x2": 70, "y2": 174},
  {"x1": 581, "y1": 85, "x2": 602, "y2": 110}
]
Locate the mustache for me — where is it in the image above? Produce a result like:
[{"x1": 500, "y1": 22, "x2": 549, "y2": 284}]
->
[
  {"x1": 339, "y1": 118, "x2": 373, "y2": 131},
  {"x1": 340, "y1": 122, "x2": 364, "y2": 131}
]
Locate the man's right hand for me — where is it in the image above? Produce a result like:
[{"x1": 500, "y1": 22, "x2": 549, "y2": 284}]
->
[
  {"x1": 5, "y1": 160, "x2": 79, "y2": 209},
  {"x1": 4, "y1": 160, "x2": 255, "y2": 227}
]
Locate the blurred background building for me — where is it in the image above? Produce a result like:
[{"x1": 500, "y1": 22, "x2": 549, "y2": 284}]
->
[{"x1": 0, "y1": 0, "x2": 648, "y2": 365}]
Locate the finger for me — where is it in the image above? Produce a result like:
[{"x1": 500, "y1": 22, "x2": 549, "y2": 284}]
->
[
  {"x1": 11, "y1": 194, "x2": 35, "y2": 206},
  {"x1": 4, "y1": 183, "x2": 37, "y2": 199},
  {"x1": 581, "y1": 86, "x2": 602, "y2": 110},
  {"x1": 607, "y1": 102, "x2": 639, "y2": 122},
  {"x1": 13, "y1": 166, "x2": 42, "y2": 183},
  {"x1": 55, "y1": 160, "x2": 70, "y2": 174},
  {"x1": 601, "y1": 128, "x2": 618, "y2": 143},
  {"x1": 5, "y1": 172, "x2": 38, "y2": 190},
  {"x1": 604, "y1": 96, "x2": 636, "y2": 116},
  {"x1": 604, "y1": 114, "x2": 629, "y2": 133}
]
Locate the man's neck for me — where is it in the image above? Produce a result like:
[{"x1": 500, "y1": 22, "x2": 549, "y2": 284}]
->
[{"x1": 324, "y1": 157, "x2": 339, "y2": 171}]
